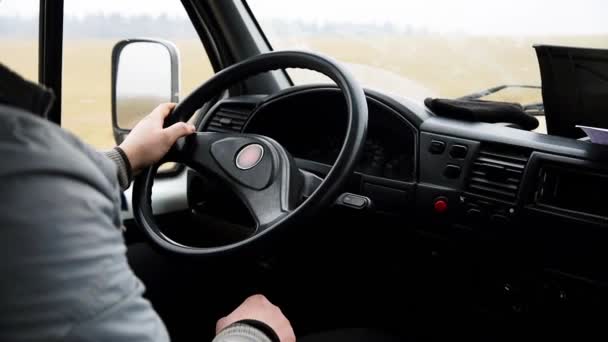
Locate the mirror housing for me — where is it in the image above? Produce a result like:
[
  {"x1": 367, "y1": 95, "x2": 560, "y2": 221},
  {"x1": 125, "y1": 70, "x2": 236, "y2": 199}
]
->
[{"x1": 111, "y1": 38, "x2": 180, "y2": 144}]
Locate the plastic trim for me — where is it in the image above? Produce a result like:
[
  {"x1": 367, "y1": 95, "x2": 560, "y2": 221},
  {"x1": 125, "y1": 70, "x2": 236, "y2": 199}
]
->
[{"x1": 38, "y1": 0, "x2": 64, "y2": 125}]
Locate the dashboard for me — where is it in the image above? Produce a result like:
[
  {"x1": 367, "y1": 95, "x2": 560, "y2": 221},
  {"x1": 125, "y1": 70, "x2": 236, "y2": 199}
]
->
[
  {"x1": 166, "y1": 81, "x2": 608, "y2": 312},
  {"x1": 200, "y1": 86, "x2": 608, "y2": 229},
  {"x1": 196, "y1": 84, "x2": 608, "y2": 307},
  {"x1": 187, "y1": 82, "x2": 608, "y2": 314}
]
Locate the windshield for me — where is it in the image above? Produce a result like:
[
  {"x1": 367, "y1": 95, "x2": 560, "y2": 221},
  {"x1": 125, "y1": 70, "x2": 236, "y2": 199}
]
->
[{"x1": 247, "y1": 0, "x2": 608, "y2": 109}]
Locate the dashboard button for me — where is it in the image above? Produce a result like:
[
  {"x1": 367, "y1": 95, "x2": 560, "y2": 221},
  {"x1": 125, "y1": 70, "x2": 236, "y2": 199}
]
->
[
  {"x1": 443, "y1": 164, "x2": 462, "y2": 179},
  {"x1": 340, "y1": 193, "x2": 370, "y2": 209},
  {"x1": 429, "y1": 140, "x2": 446, "y2": 154},
  {"x1": 433, "y1": 198, "x2": 448, "y2": 214},
  {"x1": 450, "y1": 144, "x2": 469, "y2": 159}
]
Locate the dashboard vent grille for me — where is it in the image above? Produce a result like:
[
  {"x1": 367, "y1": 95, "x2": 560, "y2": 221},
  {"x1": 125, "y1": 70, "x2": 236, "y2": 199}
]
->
[
  {"x1": 466, "y1": 145, "x2": 530, "y2": 203},
  {"x1": 206, "y1": 104, "x2": 253, "y2": 133}
]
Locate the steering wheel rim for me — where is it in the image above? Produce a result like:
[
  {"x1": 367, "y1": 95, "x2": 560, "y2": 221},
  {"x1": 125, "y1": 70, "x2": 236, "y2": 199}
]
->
[{"x1": 132, "y1": 50, "x2": 368, "y2": 256}]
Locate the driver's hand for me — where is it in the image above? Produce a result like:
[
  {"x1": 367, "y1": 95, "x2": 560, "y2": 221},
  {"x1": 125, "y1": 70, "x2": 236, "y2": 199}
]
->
[
  {"x1": 216, "y1": 294, "x2": 296, "y2": 342},
  {"x1": 119, "y1": 103, "x2": 196, "y2": 174}
]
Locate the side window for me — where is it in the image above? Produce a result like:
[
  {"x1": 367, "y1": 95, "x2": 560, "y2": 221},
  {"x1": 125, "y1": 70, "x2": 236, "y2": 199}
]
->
[
  {"x1": 62, "y1": 0, "x2": 214, "y2": 149},
  {"x1": 0, "y1": 0, "x2": 39, "y2": 82}
]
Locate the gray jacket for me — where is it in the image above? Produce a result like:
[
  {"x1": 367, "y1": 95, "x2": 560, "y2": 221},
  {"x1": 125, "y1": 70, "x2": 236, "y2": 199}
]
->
[{"x1": 0, "y1": 104, "x2": 272, "y2": 342}]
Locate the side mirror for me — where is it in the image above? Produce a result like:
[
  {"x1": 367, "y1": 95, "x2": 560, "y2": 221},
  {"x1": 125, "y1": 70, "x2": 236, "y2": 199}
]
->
[{"x1": 111, "y1": 39, "x2": 180, "y2": 144}]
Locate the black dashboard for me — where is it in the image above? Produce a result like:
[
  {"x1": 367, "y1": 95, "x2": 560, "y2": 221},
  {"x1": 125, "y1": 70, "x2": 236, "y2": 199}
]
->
[
  {"x1": 194, "y1": 84, "x2": 608, "y2": 313},
  {"x1": 200, "y1": 85, "x2": 608, "y2": 228}
]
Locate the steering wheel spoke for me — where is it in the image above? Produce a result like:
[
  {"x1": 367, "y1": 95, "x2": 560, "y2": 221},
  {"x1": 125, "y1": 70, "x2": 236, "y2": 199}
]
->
[
  {"x1": 299, "y1": 170, "x2": 323, "y2": 200},
  {"x1": 241, "y1": 189, "x2": 293, "y2": 232}
]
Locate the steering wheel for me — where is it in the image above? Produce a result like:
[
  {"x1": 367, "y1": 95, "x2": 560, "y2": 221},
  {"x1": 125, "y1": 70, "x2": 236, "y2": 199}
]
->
[{"x1": 132, "y1": 51, "x2": 368, "y2": 256}]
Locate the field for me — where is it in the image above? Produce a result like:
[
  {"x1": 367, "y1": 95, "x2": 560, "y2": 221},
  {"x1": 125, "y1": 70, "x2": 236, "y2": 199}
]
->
[{"x1": 3, "y1": 35, "x2": 608, "y2": 148}]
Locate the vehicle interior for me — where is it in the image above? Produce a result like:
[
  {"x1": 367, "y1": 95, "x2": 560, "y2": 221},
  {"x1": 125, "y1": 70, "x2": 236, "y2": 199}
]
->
[{"x1": 3, "y1": 0, "x2": 608, "y2": 340}]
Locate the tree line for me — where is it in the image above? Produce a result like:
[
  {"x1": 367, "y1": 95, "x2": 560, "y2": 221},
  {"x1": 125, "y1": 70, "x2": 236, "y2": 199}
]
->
[{"x1": 0, "y1": 14, "x2": 428, "y2": 39}]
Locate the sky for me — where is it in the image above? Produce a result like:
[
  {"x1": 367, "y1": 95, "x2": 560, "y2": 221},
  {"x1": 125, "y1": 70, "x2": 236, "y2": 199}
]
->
[{"x1": 2, "y1": 0, "x2": 608, "y2": 35}]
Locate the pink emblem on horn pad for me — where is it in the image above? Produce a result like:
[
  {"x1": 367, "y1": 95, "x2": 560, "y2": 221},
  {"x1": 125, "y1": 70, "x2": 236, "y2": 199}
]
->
[{"x1": 235, "y1": 144, "x2": 264, "y2": 170}]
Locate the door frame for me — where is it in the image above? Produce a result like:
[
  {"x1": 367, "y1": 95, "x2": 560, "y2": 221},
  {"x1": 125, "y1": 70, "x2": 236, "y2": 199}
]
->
[{"x1": 38, "y1": 0, "x2": 63, "y2": 125}]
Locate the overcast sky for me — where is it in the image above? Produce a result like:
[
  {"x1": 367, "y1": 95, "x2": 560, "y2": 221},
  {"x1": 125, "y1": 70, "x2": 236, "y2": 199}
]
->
[{"x1": 2, "y1": 0, "x2": 608, "y2": 35}]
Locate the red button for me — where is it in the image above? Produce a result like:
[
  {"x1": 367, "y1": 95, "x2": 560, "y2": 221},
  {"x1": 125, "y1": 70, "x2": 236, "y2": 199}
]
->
[{"x1": 434, "y1": 199, "x2": 448, "y2": 213}]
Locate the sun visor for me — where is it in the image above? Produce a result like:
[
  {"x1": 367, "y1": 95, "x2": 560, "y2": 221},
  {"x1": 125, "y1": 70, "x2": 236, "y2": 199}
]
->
[{"x1": 534, "y1": 45, "x2": 608, "y2": 139}]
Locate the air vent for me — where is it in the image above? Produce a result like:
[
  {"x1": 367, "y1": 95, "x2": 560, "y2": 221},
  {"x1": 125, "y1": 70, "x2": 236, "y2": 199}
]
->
[
  {"x1": 466, "y1": 145, "x2": 530, "y2": 203},
  {"x1": 206, "y1": 104, "x2": 253, "y2": 133}
]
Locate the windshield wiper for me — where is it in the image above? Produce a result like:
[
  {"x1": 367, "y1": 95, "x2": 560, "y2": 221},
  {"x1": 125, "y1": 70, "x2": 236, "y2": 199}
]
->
[
  {"x1": 522, "y1": 102, "x2": 544, "y2": 116},
  {"x1": 458, "y1": 84, "x2": 544, "y2": 116},
  {"x1": 458, "y1": 84, "x2": 541, "y2": 100}
]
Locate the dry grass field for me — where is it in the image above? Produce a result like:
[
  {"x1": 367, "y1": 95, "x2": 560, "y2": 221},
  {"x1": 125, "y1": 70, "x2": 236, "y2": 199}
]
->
[{"x1": 3, "y1": 35, "x2": 607, "y2": 148}]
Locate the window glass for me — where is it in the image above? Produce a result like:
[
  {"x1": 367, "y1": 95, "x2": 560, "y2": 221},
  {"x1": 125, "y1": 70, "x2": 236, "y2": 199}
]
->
[
  {"x1": 0, "y1": 0, "x2": 39, "y2": 82},
  {"x1": 62, "y1": 0, "x2": 214, "y2": 148},
  {"x1": 248, "y1": 0, "x2": 608, "y2": 134}
]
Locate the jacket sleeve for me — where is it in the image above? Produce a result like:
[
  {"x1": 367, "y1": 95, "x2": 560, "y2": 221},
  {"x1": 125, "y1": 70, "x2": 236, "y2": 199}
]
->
[
  {"x1": 103, "y1": 147, "x2": 132, "y2": 191},
  {"x1": 212, "y1": 323, "x2": 273, "y2": 342}
]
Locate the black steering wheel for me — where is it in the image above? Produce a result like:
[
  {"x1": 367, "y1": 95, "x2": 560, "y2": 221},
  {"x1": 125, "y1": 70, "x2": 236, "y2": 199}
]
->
[{"x1": 132, "y1": 51, "x2": 368, "y2": 256}]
